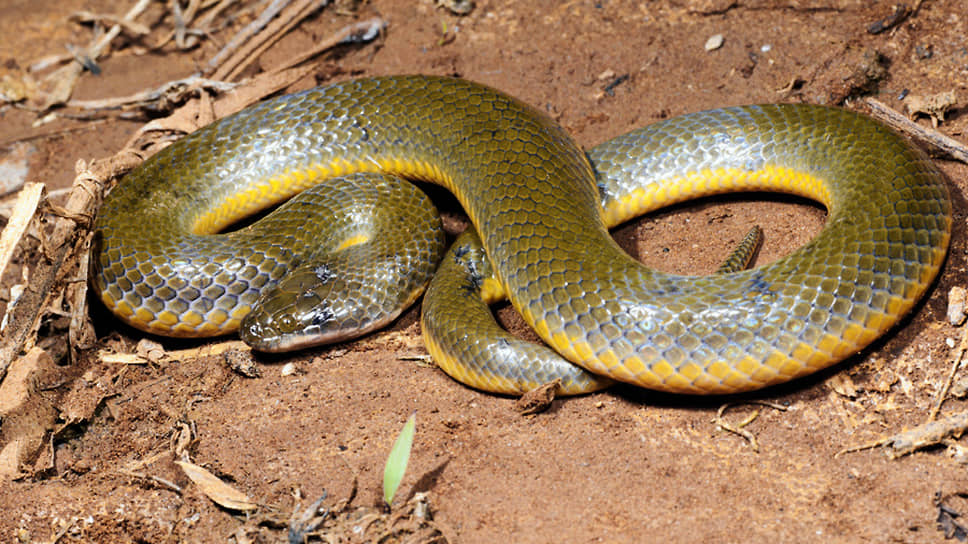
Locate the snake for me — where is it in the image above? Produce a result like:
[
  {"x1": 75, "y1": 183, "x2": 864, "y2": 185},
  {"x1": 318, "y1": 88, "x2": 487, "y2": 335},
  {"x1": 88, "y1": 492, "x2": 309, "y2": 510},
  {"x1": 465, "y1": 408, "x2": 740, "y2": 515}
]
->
[{"x1": 91, "y1": 75, "x2": 952, "y2": 395}]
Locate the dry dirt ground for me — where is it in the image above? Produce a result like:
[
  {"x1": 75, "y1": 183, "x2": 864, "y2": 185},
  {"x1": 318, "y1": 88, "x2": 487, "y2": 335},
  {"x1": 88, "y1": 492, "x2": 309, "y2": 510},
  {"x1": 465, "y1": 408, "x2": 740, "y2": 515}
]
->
[{"x1": 1, "y1": 0, "x2": 968, "y2": 542}]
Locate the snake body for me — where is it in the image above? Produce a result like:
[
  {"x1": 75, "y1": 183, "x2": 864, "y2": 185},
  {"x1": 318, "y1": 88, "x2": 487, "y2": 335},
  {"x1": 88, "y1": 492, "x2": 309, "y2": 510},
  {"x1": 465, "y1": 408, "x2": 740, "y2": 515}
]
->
[{"x1": 92, "y1": 75, "x2": 952, "y2": 394}]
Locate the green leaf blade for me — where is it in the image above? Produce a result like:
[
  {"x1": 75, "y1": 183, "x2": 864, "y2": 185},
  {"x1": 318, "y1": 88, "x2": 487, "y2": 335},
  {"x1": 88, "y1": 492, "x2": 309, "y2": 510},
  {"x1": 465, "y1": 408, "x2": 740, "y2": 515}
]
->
[{"x1": 383, "y1": 412, "x2": 416, "y2": 506}]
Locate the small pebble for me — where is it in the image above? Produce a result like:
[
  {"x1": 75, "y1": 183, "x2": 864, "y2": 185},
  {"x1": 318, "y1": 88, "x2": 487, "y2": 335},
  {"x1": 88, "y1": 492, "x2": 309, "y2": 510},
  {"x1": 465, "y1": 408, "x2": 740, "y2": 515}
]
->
[
  {"x1": 596, "y1": 69, "x2": 616, "y2": 81},
  {"x1": 281, "y1": 362, "x2": 297, "y2": 377},
  {"x1": 705, "y1": 34, "x2": 724, "y2": 51}
]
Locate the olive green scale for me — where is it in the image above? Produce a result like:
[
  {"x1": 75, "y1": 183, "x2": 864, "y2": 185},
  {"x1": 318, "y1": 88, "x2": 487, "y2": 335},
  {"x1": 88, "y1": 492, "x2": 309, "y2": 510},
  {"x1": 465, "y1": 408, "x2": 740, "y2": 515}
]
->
[{"x1": 91, "y1": 75, "x2": 952, "y2": 394}]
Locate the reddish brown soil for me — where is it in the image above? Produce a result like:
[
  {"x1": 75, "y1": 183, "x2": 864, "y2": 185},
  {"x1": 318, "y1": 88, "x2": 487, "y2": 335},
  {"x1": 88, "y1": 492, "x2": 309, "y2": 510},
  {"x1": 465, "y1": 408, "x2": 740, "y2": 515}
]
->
[{"x1": 2, "y1": 0, "x2": 968, "y2": 542}]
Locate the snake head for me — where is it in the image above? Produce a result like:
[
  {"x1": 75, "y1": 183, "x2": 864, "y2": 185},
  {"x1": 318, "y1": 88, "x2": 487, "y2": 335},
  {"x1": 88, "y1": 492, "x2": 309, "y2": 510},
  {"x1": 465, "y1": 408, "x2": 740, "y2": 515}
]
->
[
  {"x1": 239, "y1": 260, "x2": 405, "y2": 352},
  {"x1": 240, "y1": 302, "x2": 341, "y2": 352}
]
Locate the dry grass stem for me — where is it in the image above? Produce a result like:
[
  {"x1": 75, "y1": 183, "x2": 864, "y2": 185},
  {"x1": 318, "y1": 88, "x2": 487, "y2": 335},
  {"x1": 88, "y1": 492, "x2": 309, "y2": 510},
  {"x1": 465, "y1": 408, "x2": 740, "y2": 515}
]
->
[
  {"x1": 211, "y1": 0, "x2": 329, "y2": 81},
  {"x1": 206, "y1": 0, "x2": 297, "y2": 74}
]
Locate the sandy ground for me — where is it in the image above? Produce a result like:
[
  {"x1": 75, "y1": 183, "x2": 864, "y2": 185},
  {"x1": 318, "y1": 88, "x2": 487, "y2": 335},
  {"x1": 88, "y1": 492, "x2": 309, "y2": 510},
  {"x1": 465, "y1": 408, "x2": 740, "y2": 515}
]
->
[{"x1": 2, "y1": 0, "x2": 968, "y2": 542}]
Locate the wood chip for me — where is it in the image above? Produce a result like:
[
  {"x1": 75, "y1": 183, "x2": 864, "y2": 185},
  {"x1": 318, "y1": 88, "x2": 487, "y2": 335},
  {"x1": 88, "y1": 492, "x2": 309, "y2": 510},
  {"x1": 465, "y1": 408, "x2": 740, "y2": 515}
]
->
[
  {"x1": 0, "y1": 347, "x2": 57, "y2": 480},
  {"x1": 0, "y1": 182, "x2": 44, "y2": 295},
  {"x1": 0, "y1": 347, "x2": 52, "y2": 415},
  {"x1": 949, "y1": 286, "x2": 967, "y2": 326},
  {"x1": 98, "y1": 351, "x2": 149, "y2": 365},
  {"x1": 166, "y1": 340, "x2": 250, "y2": 361}
]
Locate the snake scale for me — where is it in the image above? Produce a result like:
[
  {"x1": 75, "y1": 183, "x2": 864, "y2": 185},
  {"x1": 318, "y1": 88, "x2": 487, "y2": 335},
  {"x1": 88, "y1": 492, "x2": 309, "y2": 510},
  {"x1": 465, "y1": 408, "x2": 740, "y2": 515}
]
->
[{"x1": 91, "y1": 75, "x2": 952, "y2": 395}]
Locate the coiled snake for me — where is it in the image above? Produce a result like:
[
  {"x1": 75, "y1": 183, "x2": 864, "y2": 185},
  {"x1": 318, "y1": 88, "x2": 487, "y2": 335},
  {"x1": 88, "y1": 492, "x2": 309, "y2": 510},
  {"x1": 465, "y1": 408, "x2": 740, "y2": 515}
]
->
[{"x1": 91, "y1": 75, "x2": 952, "y2": 395}]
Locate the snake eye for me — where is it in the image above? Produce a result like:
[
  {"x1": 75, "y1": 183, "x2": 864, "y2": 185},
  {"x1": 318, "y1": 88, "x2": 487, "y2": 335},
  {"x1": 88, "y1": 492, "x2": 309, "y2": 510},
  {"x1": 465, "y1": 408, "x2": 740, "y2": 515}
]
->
[{"x1": 279, "y1": 315, "x2": 296, "y2": 330}]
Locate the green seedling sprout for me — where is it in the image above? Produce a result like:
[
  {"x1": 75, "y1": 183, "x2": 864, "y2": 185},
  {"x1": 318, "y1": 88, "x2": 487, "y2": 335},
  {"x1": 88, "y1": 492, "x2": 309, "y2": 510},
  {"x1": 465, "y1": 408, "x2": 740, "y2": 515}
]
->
[{"x1": 383, "y1": 412, "x2": 416, "y2": 507}]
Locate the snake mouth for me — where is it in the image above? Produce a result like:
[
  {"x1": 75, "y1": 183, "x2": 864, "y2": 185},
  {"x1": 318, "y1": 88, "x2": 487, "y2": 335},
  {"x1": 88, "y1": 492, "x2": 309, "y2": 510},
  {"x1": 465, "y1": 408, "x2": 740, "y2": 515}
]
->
[{"x1": 239, "y1": 321, "x2": 342, "y2": 353}]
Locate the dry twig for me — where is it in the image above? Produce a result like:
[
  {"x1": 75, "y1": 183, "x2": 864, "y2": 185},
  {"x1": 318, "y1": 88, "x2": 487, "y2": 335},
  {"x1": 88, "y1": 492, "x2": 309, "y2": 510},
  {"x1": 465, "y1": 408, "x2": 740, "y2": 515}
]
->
[
  {"x1": 714, "y1": 401, "x2": 788, "y2": 452},
  {"x1": 929, "y1": 322, "x2": 968, "y2": 422},
  {"x1": 863, "y1": 97, "x2": 968, "y2": 164},
  {"x1": 271, "y1": 16, "x2": 386, "y2": 76},
  {"x1": 206, "y1": 0, "x2": 299, "y2": 74},
  {"x1": 64, "y1": 75, "x2": 236, "y2": 114},
  {"x1": 211, "y1": 0, "x2": 332, "y2": 81},
  {"x1": 838, "y1": 410, "x2": 968, "y2": 459}
]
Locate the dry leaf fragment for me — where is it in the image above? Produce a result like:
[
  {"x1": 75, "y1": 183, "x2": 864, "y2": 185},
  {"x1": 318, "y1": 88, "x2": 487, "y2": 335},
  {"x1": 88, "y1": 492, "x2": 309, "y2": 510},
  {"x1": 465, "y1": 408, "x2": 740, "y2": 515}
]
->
[
  {"x1": 936, "y1": 492, "x2": 968, "y2": 542},
  {"x1": 905, "y1": 91, "x2": 957, "y2": 128},
  {"x1": 0, "y1": 183, "x2": 44, "y2": 293},
  {"x1": 135, "y1": 338, "x2": 166, "y2": 362},
  {"x1": 828, "y1": 373, "x2": 859, "y2": 398},
  {"x1": 69, "y1": 10, "x2": 152, "y2": 36},
  {"x1": 516, "y1": 379, "x2": 561, "y2": 415},
  {"x1": 175, "y1": 460, "x2": 258, "y2": 511}
]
